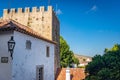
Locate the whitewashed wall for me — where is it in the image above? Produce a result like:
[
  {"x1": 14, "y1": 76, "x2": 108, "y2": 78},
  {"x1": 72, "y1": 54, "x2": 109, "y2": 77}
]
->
[
  {"x1": 0, "y1": 30, "x2": 55, "y2": 80},
  {"x1": 12, "y1": 31, "x2": 55, "y2": 80},
  {"x1": 0, "y1": 31, "x2": 13, "y2": 80}
]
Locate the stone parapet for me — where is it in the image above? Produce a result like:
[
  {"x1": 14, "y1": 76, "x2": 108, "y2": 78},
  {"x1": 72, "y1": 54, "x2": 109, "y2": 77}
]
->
[{"x1": 3, "y1": 6, "x2": 53, "y2": 14}]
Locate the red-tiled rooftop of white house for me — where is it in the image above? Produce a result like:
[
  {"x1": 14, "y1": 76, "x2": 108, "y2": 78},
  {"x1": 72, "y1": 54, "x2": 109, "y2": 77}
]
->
[
  {"x1": 0, "y1": 19, "x2": 56, "y2": 44},
  {"x1": 56, "y1": 68, "x2": 85, "y2": 80}
]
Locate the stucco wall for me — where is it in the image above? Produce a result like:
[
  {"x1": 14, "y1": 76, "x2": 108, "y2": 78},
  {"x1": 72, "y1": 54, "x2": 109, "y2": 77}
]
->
[
  {"x1": 12, "y1": 31, "x2": 55, "y2": 80},
  {"x1": 0, "y1": 31, "x2": 13, "y2": 80},
  {"x1": 0, "y1": 30, "x2": 55, "y2": 80}
]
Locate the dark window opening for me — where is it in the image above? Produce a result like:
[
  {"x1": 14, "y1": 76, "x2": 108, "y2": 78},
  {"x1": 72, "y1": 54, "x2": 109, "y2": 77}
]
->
[
  {"x1": 46, "y1": 46, "x2": 50, "y2": 57},
  {"x1": 26, "y1": 40, "x2": 31, "y2": 49}
]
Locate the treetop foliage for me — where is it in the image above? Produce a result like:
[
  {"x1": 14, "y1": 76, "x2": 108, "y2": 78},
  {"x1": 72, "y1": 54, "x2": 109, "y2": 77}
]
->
[
  {"x1": 60, "y1": 36, "x2": 79, "y2": 68},
  {"x1": 85, "y1": 44, "x2": 120, "y2": 80}
]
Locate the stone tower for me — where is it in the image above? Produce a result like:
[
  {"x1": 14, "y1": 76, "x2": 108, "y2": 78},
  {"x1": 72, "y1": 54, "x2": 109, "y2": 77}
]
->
[{"x1": 3, "y1": 6, "x2": 60, "y2": 74}]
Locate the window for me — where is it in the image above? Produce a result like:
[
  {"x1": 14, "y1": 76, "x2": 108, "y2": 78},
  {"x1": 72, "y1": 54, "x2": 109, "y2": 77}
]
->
[
  {"x1": 46, "y1": 46, "x2": 50, "y2": 57},
  {"x1": 26, "y1": 40, "x2": 31, "y2": 49},
  {"x1": 36, "y1": 65, "x2": 44, "y2": 80}
]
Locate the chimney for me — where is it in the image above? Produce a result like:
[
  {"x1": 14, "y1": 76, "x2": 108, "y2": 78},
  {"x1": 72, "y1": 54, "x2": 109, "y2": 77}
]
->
[{"x1": 66, "y1": 67, "x2": 70, "y2": 80}]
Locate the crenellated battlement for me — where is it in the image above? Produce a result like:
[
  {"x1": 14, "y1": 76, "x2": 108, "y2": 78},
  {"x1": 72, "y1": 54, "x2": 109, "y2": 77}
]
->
[{"x1": 3, "y1": 6, "x2": 53, "y2": 14}]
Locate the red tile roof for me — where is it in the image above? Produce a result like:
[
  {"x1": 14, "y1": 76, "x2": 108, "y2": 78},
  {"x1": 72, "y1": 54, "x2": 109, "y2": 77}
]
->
[
  {"x1": 56, "y1": 68, "x2": 85, "y2": 80},
  {"x1": 0, "y1": 20, "x2": 56, "y2": 44}
]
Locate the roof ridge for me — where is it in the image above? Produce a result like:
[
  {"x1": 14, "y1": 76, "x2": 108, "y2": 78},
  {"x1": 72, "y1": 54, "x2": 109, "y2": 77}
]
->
[
  {"x1": 0, "y1": 20, "x2": 10, "y2": 27},
  {"x1": 10, "y1": 19, "x2": 38, "y2": 33},
  {"x1": 0, "y1": 19, "x2": 56, "y2": 44}
]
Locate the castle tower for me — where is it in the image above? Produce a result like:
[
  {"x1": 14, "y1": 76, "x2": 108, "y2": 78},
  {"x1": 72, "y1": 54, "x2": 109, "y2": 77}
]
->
[{"x1": 3, "y1": 6, "x2": 60, "y2": 75}]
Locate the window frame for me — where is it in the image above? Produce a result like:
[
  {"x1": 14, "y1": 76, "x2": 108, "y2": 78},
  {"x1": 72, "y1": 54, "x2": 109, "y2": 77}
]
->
[{"x1": 36, "y1": 65, "x2": 44, "y2": 80}]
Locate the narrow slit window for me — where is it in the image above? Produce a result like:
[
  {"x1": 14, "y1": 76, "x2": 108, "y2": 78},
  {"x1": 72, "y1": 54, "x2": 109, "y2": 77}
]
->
[{"x1": 46, "y1": 46, "x2": 50, "y2": 57}]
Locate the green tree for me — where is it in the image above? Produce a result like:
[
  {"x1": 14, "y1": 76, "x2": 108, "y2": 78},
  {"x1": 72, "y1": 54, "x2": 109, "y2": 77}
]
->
[
  {"x1": 73, "y1": 56, "x2": 79, "y2": 66},
  {"x1": 85, "y1": 44, "x2": 120, "y2": 80},
  {"x1": 60, "y1": 36, "x2": 79, "y2": 67}
]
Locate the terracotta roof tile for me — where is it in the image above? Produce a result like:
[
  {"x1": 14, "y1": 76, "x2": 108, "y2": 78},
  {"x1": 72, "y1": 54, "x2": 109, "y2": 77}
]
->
[
  {"x1": 0, "y1": 20, "x2": 56, "y2": 44},
  {"x1": 56, "y1": 68, "x2": 85, "y2": 80}
]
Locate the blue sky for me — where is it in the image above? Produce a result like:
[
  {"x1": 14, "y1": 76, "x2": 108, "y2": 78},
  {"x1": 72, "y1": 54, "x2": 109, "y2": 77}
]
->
[{"x1": 0, "y1": 0, "x2": 120, "y2": 56}]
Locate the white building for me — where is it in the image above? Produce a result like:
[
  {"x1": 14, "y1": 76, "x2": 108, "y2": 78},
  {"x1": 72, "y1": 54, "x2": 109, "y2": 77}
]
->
[{"x1": 0, "y1": 20, "x2": 56, "y2": 80}]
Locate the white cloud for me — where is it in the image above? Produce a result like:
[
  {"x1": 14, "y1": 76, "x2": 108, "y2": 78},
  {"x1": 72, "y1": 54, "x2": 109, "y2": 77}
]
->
[
  {"x1": 91, "y1": 5, "x2": 97, "y2": 11},
  {"x1": 86, "y1": 5, "x2": 98, "y2": 14},
  {"x1": 56, "y1": 9, "x2": 63, "y2": 15}
]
